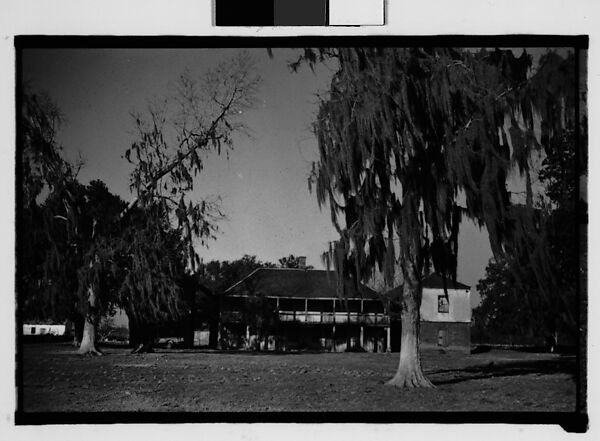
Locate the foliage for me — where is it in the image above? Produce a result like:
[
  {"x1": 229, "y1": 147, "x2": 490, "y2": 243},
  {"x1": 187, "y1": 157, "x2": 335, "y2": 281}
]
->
[
  {"x1": 20, "y1": 88, "x2": 193, "y2": 331},
  {"x1": 22, "y1": 52, "x2": 261, "y2": 343},
  {"x1": 473, "y1": 257, "x2": 547, "y2": 345},
  {"x1": 20, "y1": 88, "x2": 72, "y2": 321},
  {"x1": 125, "y1": 52, "x2": 261, "y2": 270},
  {"x1": 278, "y1": 254, "x2": 312, "y2": 268},
  {"x1": 20, "y1": 87, "x2": 73, "y2": 207},
  {"x1": 104, "y1": 209, "x2": 190, "y2": 326},
  {"x1": 200, "y1": 255, "x2": 275, "y2": 293},
  {"x1": 21, "y1": 177, "x2": 125, "y2": 322},
  {"x1": 473, "y1": 124, "x2": 583, "y2": 344},
  {"x1": 299, "y1": 47, "x2": 578, "y2": 386},
  {"x1": 305, "y1": 48, "x2": 576, "y2": 297},
  {"x1": 101, "y1": 52, "x2": 262, "y2": 334}
]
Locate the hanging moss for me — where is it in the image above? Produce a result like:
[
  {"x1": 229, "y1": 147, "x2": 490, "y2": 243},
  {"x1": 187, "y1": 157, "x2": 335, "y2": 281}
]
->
[{"x1": 309, "y1": 48, "x2": 577, "y2": 298}]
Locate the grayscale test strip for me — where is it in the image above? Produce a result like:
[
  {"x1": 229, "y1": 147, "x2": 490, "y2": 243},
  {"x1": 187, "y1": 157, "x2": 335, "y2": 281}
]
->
[{"x1": 215, "y1": 0, "x2": 385, "y2": 26}]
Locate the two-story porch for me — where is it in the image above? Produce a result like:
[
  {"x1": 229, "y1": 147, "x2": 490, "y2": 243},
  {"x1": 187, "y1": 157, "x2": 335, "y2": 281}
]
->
[{"x1": 220, "y1": 268, "x2": 390, "y2": 352}]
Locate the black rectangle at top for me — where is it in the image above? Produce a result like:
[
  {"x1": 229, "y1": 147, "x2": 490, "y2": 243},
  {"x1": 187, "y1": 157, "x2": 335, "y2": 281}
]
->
[{"x1": 216, "y1": 0, "x2": 275, "y2": 26}]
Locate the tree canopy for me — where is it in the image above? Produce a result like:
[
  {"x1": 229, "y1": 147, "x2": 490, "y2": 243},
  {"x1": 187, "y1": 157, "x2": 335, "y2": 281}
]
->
[
  {"x1": 200, "y1": 254, "x2": 276, "y2": 295},
  {"x1": 308, "y1": 47, "x2": 577, "y2": 293},
  {"x1": 473, "y1": 118, "x2": 584, "y2": 347},
  {"x1": 125, "y1": 52, "x2": 261, "y2": 270}
]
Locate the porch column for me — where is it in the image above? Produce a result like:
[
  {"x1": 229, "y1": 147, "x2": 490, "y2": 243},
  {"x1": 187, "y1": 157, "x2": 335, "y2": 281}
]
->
[
  {"x1": 305, "y1": 298, "x2": 308, "y2": 323},
  {"x1": 245, "y1": 325, "x2": 250, "y2": 349},
  {"x1": 216, "y1": 310, "x2": 222, "y2": 349},
  {"x1": 386, "y1": 326, "x2": 391, "y2": 352},
  {"x1": 360, "y1": 325, "x2": 364, "y2": 348}
]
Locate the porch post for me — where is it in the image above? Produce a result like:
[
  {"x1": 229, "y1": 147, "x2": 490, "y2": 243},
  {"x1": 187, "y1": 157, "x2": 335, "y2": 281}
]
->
[
  {"x1": 305, "y1": 298, "x2": 308, "y2": 323},
  {"x1": 360, "y1": 325, "x2": 364, "y2": 348},
  {"x1": 386, "y1": 326, "x2": 391, "y2": 352},
  {"x1": 216, "y1": 310, "x2": 222, "y2": 349}
]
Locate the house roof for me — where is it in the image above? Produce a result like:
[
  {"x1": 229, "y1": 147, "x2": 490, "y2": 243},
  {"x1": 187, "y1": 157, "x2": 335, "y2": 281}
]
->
[
  {"x1": 384, "y1": 274, "x2": 470, "y2": 301},
  {"x1": 224, "y1": 268, "x2": 380, "y2": 300},
  {"x1": 422, "y1": 273, "x2": 470, "y2": 290}
]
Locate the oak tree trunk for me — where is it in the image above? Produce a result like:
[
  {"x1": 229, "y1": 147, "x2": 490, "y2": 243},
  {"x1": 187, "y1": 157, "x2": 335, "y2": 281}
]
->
[
  {"x1": 182, "y1": 312, "x2": 195, "y2": 349},
  {"x1": 70, "y1": 313, "x2": 84, "y2": 347},
  {"x1": 78, "y1": 317, "x2": 102, "y2": 355},
  {"x1": 208, "y1": 319, "x2": 219, "y2": 349},
  {"x1": 78, "y1": 287, "x2": 102, "y2": 355},
  {"x1": 386, "y1": 277, "x2": 433, "y2": 388},
  {"x1": 127, "y1": 311, "x2": 156, "y2": 353}
]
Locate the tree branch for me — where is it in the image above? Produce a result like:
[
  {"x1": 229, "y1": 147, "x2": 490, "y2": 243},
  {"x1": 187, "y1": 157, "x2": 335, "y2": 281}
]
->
[{"x1": 122, "y1": 89, "x2": 238, "y2": 219}]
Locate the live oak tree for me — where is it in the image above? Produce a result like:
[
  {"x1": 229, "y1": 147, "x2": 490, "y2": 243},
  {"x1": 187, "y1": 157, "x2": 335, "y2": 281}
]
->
[
  {"x1": 79, "y1": 51, "x2": 261, "y2": 354},
  {"x1": 24, "y1": 167, "x2": 188, "y2": 355},
  {"x1": 19, "y1": 89, "x2": 86, "y2": 334},
  {"x1": 21, "y1": 165, "x2": 126, "y2": 348},
  {"x1": 20, "y1": 88, "x2": 138, "y2": 353},
  {"x1": 67, "y1": 180, "x2": 128, "y2": 354},
  {"x1": 304, "y1": 48, "x2": 577, "y2": 387},
  {"x1": 114, "y1": 210, "x2": 190, "y2": 353}
]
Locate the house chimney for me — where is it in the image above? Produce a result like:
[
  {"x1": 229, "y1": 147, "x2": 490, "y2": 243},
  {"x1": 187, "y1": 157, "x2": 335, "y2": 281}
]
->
[{"x1": 297, "y1": 256, "x2": 307, "y2": 269}]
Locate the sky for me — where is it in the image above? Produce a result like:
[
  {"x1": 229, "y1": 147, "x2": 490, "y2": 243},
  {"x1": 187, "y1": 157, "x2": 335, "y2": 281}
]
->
[{"x1": 22, "y1": 47, "x2": 525, "y2": 307}]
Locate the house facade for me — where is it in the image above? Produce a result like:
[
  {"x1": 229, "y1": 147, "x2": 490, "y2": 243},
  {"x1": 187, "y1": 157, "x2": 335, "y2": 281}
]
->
[
  {"x1": 220, "y1": 267, "x2": 472, "y2": 352},
  {"x1": 220, "y1": 268, "x2": 388, "y2": 352},
  {"x1": 389, "y1": 274, "x2": 472, "y2": 352}
]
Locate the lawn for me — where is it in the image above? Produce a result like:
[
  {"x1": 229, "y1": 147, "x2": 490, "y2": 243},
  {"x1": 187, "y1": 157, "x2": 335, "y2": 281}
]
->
[{"x1": 20, "y1": 343, "x2": 576, "y2": 413}]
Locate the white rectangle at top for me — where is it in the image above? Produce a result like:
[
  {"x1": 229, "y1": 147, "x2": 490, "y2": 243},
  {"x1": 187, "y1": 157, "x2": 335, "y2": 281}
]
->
[{"x1": 329, "y1": 0, "x2": 385, "y2": 26}]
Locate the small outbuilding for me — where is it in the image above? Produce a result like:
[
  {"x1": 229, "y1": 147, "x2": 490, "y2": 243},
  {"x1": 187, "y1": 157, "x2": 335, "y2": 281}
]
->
[
  {"x1": 22, "y1": 324, "x2": 66, "y2": 336},
  {"x1": 386, "y1": 274, "x2": 472, "y2": 352}
]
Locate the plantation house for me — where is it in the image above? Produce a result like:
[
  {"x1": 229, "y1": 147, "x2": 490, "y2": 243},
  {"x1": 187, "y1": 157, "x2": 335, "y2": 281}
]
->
[
  {"x1": 219, "y1": 264, "x2": 471, "y2": 352},
  {"x1": 220, "y1": 267, "x2": 387, "y2": 352}
]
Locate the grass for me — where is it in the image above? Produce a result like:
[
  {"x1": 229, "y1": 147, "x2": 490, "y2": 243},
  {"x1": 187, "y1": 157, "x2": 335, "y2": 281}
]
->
[{"x1": 20, "y1": 343, "x2": 576, "y2": 412}]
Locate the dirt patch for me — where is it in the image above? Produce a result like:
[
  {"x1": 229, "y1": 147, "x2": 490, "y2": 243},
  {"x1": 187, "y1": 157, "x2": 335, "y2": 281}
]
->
[{"x1": 20, "y1": 343, "x2": 576, "y2": 412}]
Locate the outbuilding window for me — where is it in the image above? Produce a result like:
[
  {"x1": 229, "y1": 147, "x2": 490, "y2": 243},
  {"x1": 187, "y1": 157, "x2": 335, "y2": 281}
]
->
[{"x1": 438, "y1": 295, "x2": 449, "y2": 313}]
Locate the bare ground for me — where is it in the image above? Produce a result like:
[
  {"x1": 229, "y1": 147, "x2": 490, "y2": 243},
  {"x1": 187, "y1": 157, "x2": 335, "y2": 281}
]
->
[{"x1": 20, "y1": 343, "x2": 576, "y2": 412}]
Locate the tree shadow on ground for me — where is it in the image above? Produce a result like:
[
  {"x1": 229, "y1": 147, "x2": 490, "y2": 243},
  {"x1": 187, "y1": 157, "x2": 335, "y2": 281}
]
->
[{"x1": 428, "y1": 357, "x2": 576, "y2": 385}]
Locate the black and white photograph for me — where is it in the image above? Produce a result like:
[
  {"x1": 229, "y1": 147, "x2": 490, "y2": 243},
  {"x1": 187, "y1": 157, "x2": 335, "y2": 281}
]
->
[
  {"x1": 13, "y1": 39, "x2": 588, "y2": 428},
  {"x1": 3, "y1": 1, "x2": 597, "y2": 437}
]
